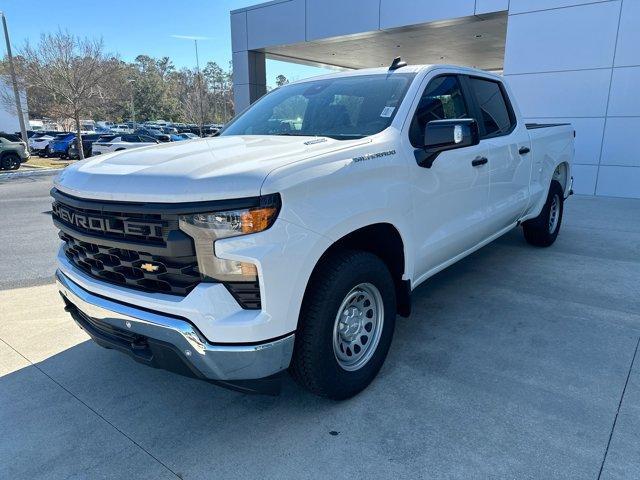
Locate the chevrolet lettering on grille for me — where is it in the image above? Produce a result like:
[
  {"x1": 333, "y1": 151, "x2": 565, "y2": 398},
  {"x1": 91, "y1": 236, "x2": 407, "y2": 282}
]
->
[{"x1": 52, "y1": 202, "x2": 164, "y2": 239}]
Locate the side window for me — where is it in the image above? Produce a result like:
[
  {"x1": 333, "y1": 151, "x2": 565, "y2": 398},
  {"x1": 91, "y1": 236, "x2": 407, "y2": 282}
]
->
[
  {"x1": 122, "y1": 135, "x2": 136, "y2": 143},
  {"x1": 468, "y1": 77, "x2": 514, "y2": 138},
  {"x1": 409, "y1": 75, "x2": 468, "y2": 148}
]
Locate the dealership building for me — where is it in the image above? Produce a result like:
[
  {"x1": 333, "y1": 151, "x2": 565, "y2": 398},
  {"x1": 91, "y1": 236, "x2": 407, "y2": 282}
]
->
[{"x1": 230, "y1": 0, "x2": 639, "y2": 198}]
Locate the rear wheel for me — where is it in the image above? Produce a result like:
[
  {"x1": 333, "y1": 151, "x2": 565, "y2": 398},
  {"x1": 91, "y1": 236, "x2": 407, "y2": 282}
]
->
[
  {"x1": 522, "y1": 180, "x2": 564, "y2": 247},
  {"x1": 290, "y1": 250, "x2": 397, "y2": 400}
]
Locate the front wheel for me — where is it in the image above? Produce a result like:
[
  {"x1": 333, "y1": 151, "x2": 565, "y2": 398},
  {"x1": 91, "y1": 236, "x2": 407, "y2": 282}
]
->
[
  {"x1": 290, "y1": 250, "x2": 397, "y2": 400},
  {"x1": 522, "y1": 180, "x2": 564, "y2": 247},
  {"x1": 1, "y1": 153, "x2": 20, "y2": 170}
]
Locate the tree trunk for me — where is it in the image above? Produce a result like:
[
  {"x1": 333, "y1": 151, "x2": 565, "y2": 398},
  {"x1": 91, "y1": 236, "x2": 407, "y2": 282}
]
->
[{"x1": 74, "y1": 111, "x2": 84, "y2": 160}]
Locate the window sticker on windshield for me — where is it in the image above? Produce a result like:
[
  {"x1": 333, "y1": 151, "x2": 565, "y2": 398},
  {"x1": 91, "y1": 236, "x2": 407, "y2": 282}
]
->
[{"x1": 380, "y1": 106, "x2": 395, "y2": 117}]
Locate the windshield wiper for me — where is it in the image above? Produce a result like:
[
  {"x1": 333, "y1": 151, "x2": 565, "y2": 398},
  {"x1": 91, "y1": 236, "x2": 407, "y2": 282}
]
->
[
  {"x1": 324, "y1": 134, "x2": 366, "y2": 140},
  {"x1": 271, "y1": 132, "x2": 365, "y2": 140}
]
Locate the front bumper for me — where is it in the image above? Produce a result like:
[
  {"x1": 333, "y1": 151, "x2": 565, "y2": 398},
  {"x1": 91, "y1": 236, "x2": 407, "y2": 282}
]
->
[{"x1": 56, "y1": 270, "x2": 294, "y2": 382}]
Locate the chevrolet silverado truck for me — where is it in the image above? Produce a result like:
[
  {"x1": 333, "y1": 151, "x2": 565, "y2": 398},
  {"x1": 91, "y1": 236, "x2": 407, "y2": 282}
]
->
[{"x1": 52, "y1": 62, "x2": 574, "y2": 399}]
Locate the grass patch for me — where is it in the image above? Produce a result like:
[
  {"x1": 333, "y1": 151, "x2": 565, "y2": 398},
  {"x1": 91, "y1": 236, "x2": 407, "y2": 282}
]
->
[{"x1": 23, "y1": 155, "x2": 75, "y2": 169}]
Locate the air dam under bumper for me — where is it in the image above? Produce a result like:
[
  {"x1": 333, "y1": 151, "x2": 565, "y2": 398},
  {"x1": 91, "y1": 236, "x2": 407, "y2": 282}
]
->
[{"x1": 56, "y1": 270, "x2": 294, "y2": 382}]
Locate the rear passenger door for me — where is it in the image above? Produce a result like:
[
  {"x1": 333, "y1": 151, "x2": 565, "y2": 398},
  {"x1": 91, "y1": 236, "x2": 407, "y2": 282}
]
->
[{"x1": 464, "y1": 76, "x2": 531, "y2": 231}]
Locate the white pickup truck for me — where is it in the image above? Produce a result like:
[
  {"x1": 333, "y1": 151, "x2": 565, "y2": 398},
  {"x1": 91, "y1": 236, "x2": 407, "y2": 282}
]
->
[{"x1": 53, "y1": 62, "x2": 574, "y2": 399}]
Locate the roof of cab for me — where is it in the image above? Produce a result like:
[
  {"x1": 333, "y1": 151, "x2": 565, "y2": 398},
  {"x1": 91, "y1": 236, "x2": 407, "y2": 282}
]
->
[{"x1": 286, "y1": 64, "x2": 501, "y2": 85}]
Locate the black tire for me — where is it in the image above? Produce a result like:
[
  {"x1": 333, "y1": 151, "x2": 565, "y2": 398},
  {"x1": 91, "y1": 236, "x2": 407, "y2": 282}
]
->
[
  {"x1": 43, "y1": 146, "x2": 50, "y2": 157},
  {"x1": 290, "y1": 250, "x2": 397, "y2": 400},
  {"x1": 1, "y1": 153, "x2": 19, "y2": 170},
  {"x1": 522, "y1": 180, "x2": 564, "y2": 247},
  {"x1": 8, "y1": 153, "x2": 21, "y2": 170}
]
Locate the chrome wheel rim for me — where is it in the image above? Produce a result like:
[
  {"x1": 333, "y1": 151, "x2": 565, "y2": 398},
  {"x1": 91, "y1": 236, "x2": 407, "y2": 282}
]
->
[
  {"x1": 333, "y1": 283, "x2": 384, "y2": 371},
  {"x1": 548, "y1": 194, "x2": 560, "y2": 233}
]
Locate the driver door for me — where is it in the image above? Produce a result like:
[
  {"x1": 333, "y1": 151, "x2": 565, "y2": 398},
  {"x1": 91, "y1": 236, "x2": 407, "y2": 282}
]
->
[{"x1": 405, "y1": 74, "x2": 492, "y2": 279}]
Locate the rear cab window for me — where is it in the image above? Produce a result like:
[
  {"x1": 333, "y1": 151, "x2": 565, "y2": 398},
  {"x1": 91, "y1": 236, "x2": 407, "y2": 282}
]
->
[{"x1": 466, "y1": 77, "x2": 516, "y2": 138}]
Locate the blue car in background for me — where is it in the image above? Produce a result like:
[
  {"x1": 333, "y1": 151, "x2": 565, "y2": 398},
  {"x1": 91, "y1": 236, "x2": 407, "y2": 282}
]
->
[{"x1": 49, "y1": 133, "x2": 76, "y2": 158}]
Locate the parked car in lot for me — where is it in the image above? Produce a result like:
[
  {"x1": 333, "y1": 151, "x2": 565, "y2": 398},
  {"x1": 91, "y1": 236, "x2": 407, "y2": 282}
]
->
[
  {"x1": 29, "y1": 133, "x2": 55, "y2": 156},
  {"x1": 133, "y1": 127, "x2": 164, "y2": 138},
  {"x1": 49, "y1": 133, "x2": 78, "y2": 158},
  {"x1": 52, "y1": 63, "x2": 573, "y2": 399},
  {"x1": 91, "y1": 134, "x2": 159, "y2": 155},
  {"x1": 111, "y1": 124, "x2": 133, "y2": 134},
  {"x1": 201, "y1": 125, "x2": 220, "y2": 136},
  {"x1": 177, "y1": 132, "x2": 199, "y2": 140},
  {"x1": 68, "y1": 134, "x2": 114, "y2": 159},
  {"x1": 0, "y1": 132, "x2": 30, "y2": 170}
]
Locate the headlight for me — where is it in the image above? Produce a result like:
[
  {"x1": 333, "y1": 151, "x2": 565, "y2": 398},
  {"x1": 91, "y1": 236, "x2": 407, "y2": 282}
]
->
[{"x1": 179, "y1": 194, "x2": 280, "y2": 282}]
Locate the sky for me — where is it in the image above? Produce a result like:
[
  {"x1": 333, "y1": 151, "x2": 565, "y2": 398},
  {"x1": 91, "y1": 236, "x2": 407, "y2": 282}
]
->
[{"x1": 1, "y1": 0, "x2": 332, "y2": 87}]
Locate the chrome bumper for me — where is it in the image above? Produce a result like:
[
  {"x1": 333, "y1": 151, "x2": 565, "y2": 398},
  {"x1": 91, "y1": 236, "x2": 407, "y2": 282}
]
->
[{"x1": 56, "y1": 270, "x2": 294, "y2": 381}]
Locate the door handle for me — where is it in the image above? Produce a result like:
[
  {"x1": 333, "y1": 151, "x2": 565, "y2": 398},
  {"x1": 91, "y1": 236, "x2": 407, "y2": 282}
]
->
[
  {"x1": 519, "y1": 146, "x2": 531, "y2": 155},
  {"x1": 471, "y1": 156, "x2": 488, "y2": 167}
]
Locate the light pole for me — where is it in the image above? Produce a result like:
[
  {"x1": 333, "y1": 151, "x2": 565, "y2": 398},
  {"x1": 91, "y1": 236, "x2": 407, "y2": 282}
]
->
[
  {"x1": 0, "y1": 12, "x2": 28, "y2": 149},
  {"x1": 128, "y1": 78, "x2": 135, "y2": 129},
  {"x1": 172, "y1": 35, "x2": 209, "y2": 136}
]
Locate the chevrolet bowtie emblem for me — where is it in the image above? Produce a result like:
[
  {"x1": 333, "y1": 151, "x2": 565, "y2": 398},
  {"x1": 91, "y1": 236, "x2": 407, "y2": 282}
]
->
[{"x1": 140, "y1": 263, "x2": 160, "y2": 273}]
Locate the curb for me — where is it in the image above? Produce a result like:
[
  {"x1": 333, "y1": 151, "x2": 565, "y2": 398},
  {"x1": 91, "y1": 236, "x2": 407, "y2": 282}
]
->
[{"x1": 0, "y1": 168, "x2": 61, "y2": 179}]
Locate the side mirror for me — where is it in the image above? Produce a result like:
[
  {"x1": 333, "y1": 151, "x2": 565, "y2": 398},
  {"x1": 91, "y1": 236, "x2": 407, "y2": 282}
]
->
[{"x1": 417, "y1": 118, "x2": 480, "y2": 168}]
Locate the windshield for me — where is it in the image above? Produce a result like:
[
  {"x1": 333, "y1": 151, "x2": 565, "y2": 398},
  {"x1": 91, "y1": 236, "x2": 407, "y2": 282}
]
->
[{"x1": 221, "y1": 73, "x2": 416, "y2": 140}]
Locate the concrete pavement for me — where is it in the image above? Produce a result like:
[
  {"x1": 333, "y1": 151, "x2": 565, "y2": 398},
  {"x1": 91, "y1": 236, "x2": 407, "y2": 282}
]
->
[
  {"x1": 0, "y1": 173, "x2": 60, "y2": 290},
  {"x1": 1, "y1": 177, "x2": 639, "y2": 479}
]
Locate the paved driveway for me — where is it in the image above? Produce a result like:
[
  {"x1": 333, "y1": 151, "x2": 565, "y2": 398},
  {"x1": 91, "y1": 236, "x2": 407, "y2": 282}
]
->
[{"x1": 1, "y1": 175, "x2": 639, "y2": 479}]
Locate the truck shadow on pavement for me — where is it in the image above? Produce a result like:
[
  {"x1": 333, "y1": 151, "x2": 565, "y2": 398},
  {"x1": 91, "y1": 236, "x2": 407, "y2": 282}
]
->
[{"x1": 3, "y1": 227, "x2": 640, "y2": 479}]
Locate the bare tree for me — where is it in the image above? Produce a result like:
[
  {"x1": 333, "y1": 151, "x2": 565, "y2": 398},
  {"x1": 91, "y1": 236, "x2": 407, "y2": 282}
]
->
[{"x1": 19, "y1": 31, "x2": 110, "y2": 159}]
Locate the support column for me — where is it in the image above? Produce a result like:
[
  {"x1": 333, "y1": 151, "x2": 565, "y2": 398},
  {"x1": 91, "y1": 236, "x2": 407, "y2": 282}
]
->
[{"x1": 232, "y1": 50, "x2": 267, "y2": 112}]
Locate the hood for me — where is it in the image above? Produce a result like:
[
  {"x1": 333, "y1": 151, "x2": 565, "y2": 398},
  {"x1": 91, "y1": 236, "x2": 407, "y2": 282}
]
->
[{"x1": 54, "y1": 135, "x2": 369, "y2": 203}]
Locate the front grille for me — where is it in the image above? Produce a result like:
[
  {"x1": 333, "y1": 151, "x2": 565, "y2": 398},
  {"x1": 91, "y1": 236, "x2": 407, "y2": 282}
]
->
[
  {"x1": 52, "y1": 189, "x2": 263, "y2": 307},
  {"x1": 60, "y1": 232, "x2": 200, "y2": 296},
  {"x1": 52, "y1": 200, "x2": 169, "y2": 245}
]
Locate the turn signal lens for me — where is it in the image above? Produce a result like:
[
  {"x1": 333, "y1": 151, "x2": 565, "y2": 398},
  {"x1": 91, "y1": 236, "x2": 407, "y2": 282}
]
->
[{"x1": 241, "y1": 207, "x2": 278, "y2": 234}]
